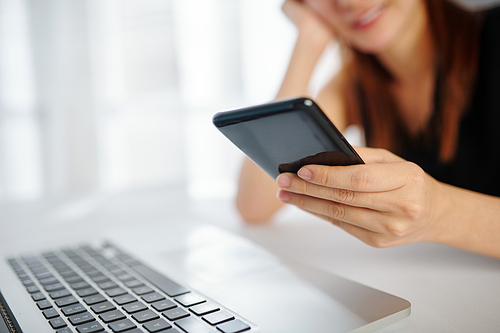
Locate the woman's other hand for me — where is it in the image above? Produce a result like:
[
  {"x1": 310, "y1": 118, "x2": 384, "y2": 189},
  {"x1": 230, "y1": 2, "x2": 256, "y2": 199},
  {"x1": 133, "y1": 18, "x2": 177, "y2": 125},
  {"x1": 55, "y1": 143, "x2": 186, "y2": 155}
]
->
[
  {"x1": 276, "y1": 147, "x2": 447, "y2": 248},
  {"x1": 282, "y1": 0, "x2": 334, "y2": 44}
]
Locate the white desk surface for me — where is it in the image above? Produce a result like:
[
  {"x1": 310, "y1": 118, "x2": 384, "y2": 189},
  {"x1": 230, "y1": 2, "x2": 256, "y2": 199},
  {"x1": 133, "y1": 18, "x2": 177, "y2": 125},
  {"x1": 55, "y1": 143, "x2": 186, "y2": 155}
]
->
[{"x1": 1, "y1": 185, "x2": 499, "y2": 333}]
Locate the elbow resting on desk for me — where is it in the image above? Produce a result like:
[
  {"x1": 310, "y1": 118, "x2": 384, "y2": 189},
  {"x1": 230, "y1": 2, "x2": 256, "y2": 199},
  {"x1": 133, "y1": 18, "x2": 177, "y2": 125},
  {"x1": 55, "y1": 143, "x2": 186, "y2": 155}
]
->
[{"x1": 235, "y1": 194, "x2": 277, "y2": 224}]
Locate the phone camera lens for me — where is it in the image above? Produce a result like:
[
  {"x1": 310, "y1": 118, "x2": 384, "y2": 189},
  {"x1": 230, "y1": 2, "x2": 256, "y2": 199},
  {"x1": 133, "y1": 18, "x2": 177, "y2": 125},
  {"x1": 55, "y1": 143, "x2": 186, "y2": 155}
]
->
[{"x1": 304, "y1": 99, "x2": 313, "y2": 106}]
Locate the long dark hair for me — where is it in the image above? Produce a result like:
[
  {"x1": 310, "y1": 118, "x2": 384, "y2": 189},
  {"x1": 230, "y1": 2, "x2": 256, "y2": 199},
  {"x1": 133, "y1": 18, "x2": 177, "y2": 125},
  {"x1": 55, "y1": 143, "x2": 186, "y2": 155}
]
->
[{"x1": 339, "y1": 0, "x2": 482, "y2": 162}]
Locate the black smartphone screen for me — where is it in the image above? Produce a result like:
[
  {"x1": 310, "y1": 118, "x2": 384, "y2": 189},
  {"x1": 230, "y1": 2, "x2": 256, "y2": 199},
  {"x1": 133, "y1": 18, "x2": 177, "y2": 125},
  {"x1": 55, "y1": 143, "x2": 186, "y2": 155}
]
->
[{"x1": 213, "y1": 97, "x2": 363, "y2": 179}]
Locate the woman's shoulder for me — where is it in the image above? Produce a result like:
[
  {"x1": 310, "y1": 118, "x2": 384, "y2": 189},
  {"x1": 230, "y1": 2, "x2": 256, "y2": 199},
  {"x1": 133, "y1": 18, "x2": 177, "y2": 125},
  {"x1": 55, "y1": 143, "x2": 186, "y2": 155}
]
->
[
  {"x1": 482, "y1": 6, "x2": 500, "y2": 31},
  {"x1": 477, "y1": 6, "x2": 500, "y2": 67},
  {"x1": 485, "y1": 5, "x2": 500, "y2": 16}
]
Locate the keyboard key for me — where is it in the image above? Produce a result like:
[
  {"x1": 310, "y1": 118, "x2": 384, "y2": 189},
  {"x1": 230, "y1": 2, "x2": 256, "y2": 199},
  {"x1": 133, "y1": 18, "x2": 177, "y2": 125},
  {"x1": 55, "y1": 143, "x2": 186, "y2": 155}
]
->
[
  {"x1": 106, "y1": 287, "x2": 127, "y2": 298},
  {"x1": 109, "y1": 269, "x2": 127, "y2": 276},
  {"x1": 59, "y1": 270, "x2": 78, "y2": 278},
  {"x1": 132, "y1": 286, "x2": 154, "y2": 295},
  {"x1": 175, "y1": 294, "x2": 206, "y2": 307},
  {"x1": 190, "y1": 303, "x2": 220, "y2": 316},
  {"x1": 163, "y1": 308, "x2": 190, "y2": 321},
  {"x1": 56, "y1": 296, "x2": 79, "y2": 307},
  {"x1": 39, "y1": 276, "x2": 60, "y2": 285},
  {"x1": 83, "y1": 294, "x2": 106, "y2": 305},
  {"x1": 13, "y1": 267, "x2": 25, "y2": 274},
  {"x1": 7, "y1": 258, "x2": 20, "y2": 267},
  {"x1": 216, "y1": 319, "x2": 251, "y2": 333},
  {"x1": 50, "y1": 289, "x2": 72, "y2": 299},
  {"x1": 45, "y1": 283, "x2": 65, "y2": 292},
  {"x1": 108, "y1": 319, "x2": 136, "y2": 332},
  {"x1": 22, "y1": 279, "x2": 35, "y2": 287},
  {"x1": 132, "y1": 264, "x2": 190, "y2": 297},
  {"x1": 104, "y1": 263, "x2": 119, "y2": 271},
  {"x1": 101, "y1": 261, "x2": 116, "y2": 269},
  {"x1": 57, "y1": 267, "x2": 74, "y2": 274},
  {"x1": 70, "y1": 282, "x2": 91, "y2": 290},
  {"x1": 124, "y1": 280, "x2": 144, "y2": 289},
  {"x1": 175, "y1": 316, "x2": 213, "y2": 333},
  {"x1": 115, "y1": 253, "x2": 133, "y2": 262},
  {"x1": 91, "y1": 275, "x2": 110, "y2": 284},
  {"x1": 75, "y1": 321, "x2": 104, "y2": 333},
  {"x1": 116, "y1": 274, "x2": 134, "y2": 282},
  {"x1": 27, "y1": 261, "x2": 44, "y2": 269},
  {"x1": 53, "y1": 262, "x2": 70, "y2": 269},
  {"x1": 113, "y1": 294, "x2": 136, "y2": 305},
  {"x1": 141, "y1": 292, "x2": 165, "y2": 303},
  {"x1": 86, "y1": 271, "x2": 103, "y2": 278},
  {"x1": 90, "y1": 301, "x2": 116, "y2": 314},
  {"x1": 151, "y1": 299, "x2": 177, "y2": 312},
  {"x1": 31, "y1": 292, "x2": 46, "y2": 301},
  {"x1": 202, "y1": 311, "x2": 234, "y2": 325},
  {"x1": 65, "y1": 275, "x2": 84, "y2": 284},
  {"x1": 56, "y1": 328, "x2": 74, "y2": 333},
  {"x1": 122, "y1": 301, "x2": 148, "y2": 314},
  {"x1": 78, "y1": 265, "x2": 94, "y2": 273},
  {"x1": 99, "y1": 309, "x2": 126, "y2": 323},
  {"x1": 27, "y1": 286, "x2": 40, "y2": 294},
  {"x1": 77, "y1": 288, "x2": 98, "y2": 297},
  {"x1": 49, "y1": 317, "x2": 67, "y2": 329},
  {"x1": 98, "y1": 281, "x2": 118, "y2": 290},
  {"x1": 43, "y1": 308, "x2": 60, "y2": 319},
  {"x1": 68, "y1": 311, "x2": 95, "y2": 325},
  {"x1": 37, "y1": 300, "x2": 52, "y2": 310},
  {"x1": 31, "y1": 267, "x2": 49, "y2": 274},
  {"x1": 22, "y1": 255, "x2": 40, "y2": 264},
  {"x1": 62, "y1": 303, "x2": 86, "y2": 316},
  {"x1": 143, "y1": 318, "x2": 172, "y2": 332},
  {"x1": 35, "y1": 271, "x2": 54, "y2": 279},
  {"x1": 131, "y1": 309, "x2": 159, "y2": 323}
]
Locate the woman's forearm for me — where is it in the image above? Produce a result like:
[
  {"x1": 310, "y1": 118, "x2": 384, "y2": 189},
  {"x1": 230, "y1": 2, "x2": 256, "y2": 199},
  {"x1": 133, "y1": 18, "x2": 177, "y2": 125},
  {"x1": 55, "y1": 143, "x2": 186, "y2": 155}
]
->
[
  {"x1": 276, "y1": 28, "x2": 332, "y2": 99},
  {"x1": 432, "y1": 183, "x2": 500, "y2": 258},
  {"x1": 236, "y1": 158, "x2": 284, "y2": 222}
]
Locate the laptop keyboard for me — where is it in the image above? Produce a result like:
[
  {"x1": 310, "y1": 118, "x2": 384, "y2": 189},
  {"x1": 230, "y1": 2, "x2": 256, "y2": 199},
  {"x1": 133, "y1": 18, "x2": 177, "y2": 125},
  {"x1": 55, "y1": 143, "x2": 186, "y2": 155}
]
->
[{"x1": 6, "y1": 242, "x2": 253, "y2": 333}]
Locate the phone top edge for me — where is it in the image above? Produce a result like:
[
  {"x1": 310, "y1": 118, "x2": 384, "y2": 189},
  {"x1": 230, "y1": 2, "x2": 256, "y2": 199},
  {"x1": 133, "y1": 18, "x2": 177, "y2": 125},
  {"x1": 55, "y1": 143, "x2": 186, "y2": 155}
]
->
[{"x1": 213, "y1": 97, "x2": 311, "y2": 127}]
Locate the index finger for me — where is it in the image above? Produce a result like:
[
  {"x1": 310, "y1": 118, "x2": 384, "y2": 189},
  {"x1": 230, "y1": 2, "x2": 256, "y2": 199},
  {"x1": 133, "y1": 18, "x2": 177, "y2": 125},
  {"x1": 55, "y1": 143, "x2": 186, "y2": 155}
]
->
[{"x1": 297, "y1": 162, "x2": 417, "y2": 192}]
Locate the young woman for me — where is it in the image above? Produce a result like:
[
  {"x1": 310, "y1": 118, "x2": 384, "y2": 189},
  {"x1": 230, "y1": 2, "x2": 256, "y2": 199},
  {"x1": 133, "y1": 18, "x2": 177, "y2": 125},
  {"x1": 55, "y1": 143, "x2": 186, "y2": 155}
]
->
[{"x1": 237, "y1": 0, "x2": 500, "y2": 258}]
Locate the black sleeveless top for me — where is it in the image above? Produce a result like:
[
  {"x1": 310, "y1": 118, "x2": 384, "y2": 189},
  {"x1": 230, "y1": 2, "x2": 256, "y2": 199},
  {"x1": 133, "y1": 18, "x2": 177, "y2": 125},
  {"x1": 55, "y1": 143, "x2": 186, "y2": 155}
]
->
[{"x1": 366, "y1": 7, "x2": 500, "y2": 197}]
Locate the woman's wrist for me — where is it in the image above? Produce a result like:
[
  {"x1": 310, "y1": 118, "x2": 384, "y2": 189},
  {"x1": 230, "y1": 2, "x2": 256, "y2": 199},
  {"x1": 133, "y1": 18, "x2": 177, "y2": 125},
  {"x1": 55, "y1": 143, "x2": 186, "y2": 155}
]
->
[
  {"x1": 276, "y1": 26, "x2": 333, "y2": 99},
  {"x1": 426, "y1": 181, "x2": 500, "y2": 258},
  {"x1": 297, "y1": 22, "x2": 334, "y2": 50},
  {"x1": 423, "y1": 180, "x2": 456, "y2": 244}
]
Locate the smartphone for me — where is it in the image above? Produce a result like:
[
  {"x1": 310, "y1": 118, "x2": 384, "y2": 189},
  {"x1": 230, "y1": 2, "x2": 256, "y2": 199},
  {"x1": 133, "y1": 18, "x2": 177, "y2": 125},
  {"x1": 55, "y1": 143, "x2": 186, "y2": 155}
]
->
[{"x1": 213, "y1": 97, "x2": 364, "y2": 179}]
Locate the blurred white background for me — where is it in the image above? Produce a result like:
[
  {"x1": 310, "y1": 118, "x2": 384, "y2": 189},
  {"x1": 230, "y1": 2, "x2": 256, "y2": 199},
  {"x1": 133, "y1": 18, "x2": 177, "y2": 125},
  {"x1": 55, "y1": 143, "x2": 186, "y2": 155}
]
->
[
  {"x1": 0, "y1": 0, "x2": 301, "y2": 202},
  {"x1": 0, "y1": 0, "x2": 496, "y2": 203}
]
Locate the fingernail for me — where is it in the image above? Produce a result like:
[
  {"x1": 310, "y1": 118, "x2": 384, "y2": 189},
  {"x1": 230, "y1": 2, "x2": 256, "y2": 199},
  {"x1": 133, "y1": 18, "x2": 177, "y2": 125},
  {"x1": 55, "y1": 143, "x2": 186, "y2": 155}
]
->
[
  {"x1": 298, "y1": 168, "x2": 312, "y2": 180},
  {"x1": 277, "y1": 189, "x2": 290, "y2": 202},
  {"x1": 277, "y1": 174, "x2": 291, "y2": 187}
]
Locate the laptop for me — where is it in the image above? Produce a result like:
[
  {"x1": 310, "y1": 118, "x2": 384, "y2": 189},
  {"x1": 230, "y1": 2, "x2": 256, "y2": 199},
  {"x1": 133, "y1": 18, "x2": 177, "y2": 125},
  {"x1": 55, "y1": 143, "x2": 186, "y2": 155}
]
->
[{"x1": 0, "y1": 214, "x2": 410, "y2": 333}]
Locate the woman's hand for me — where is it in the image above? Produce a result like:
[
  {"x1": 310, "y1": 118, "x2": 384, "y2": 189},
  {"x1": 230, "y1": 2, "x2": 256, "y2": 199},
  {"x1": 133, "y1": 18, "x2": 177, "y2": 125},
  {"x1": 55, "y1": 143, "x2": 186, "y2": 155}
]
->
[
  {"x1": 282, "y1": 0, "x2": 334, "y2": 43},
  {"x1": 276, "y1": 147, "x2": 448, "y2": 248}
]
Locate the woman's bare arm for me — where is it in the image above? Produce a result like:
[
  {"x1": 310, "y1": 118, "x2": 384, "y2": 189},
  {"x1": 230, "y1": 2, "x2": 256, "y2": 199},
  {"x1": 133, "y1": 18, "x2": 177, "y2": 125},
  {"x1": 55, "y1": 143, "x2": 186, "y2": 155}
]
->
[{"x1": 236, "y1": 0, "x2": 339, "y2": 222}]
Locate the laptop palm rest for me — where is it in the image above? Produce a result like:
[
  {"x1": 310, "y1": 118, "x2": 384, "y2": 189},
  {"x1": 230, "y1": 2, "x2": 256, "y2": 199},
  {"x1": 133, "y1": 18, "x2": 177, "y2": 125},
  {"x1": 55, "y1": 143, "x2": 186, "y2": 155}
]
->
[{"x1": 139, "y1": 224, "x2": 411, "y2": 333}]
